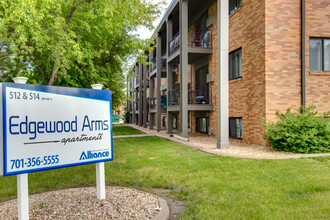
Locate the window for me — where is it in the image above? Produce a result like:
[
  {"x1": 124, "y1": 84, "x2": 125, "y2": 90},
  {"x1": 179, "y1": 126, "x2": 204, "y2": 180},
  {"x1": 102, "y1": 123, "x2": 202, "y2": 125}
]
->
[
  {"x1": 310, "y1": 38, "x2": 330, "y2": 71},
  {"x1": 173, "y1": 117, "x2": 177, "y2": 129},
  {"x1": 229, "y1": 48, "x2": 242, "y2": 80},
  {"x1": 197, "y1": 117, "x2": 209, "y2": 134},
  {"x1": 229, "y1": 0, "x2": 242, "y2": 14},
  {"x1": 162, "y1": 117, "x2": 166, "y2": 128},
  {"x1": 195, "y1": 65, "x2": 209, "y2": 104},
  {"x1": 229, "y1": 117, "x2": 243, "y2": 139}
]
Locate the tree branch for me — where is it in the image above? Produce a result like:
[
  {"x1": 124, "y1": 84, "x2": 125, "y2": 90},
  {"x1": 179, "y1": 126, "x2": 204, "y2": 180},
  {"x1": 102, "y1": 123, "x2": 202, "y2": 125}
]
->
[
  {"x1": 66, "y1": 0, "x2": 93, "y2": 25},
  {"x1": 79, "y1": 37, "x2": 124, "y2": 71},
  {"x1": 48, "y1": 57, "x2": 60, "y2": 85},
  {"x1": 48, "y1": 67, "x2": 59, "y2": 85},
  {"x1": 28, "y1": 53, "x2": 46, "y2": 79}
]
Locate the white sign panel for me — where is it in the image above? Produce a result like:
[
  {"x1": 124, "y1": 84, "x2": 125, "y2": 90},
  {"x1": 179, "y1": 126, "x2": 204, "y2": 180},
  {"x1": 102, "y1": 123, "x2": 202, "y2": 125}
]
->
[{"x1": 1, "y1": 83, "x2": 113, "y2": 176}]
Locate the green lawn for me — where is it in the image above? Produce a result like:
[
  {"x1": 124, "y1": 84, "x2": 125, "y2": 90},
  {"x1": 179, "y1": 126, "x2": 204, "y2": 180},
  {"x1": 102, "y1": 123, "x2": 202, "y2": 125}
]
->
[
  {"x1": 1, "y1": 136, "x2": 329, "y2": 219},
  {"x1": 112, "y1": 125, "x2": 144, "y2": 136}
]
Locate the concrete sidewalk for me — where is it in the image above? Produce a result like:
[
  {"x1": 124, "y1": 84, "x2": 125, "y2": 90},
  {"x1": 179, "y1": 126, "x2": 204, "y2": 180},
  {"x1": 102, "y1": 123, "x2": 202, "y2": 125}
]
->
[{"x1": 115, "y1": 124, "x2": 330, "y2": 160}]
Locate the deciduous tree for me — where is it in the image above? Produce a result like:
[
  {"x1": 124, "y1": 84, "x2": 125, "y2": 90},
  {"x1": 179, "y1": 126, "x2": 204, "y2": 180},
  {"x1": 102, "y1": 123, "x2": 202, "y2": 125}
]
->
[{"x1": 0, "y1": 0, "x2": 161, "y2": 108}]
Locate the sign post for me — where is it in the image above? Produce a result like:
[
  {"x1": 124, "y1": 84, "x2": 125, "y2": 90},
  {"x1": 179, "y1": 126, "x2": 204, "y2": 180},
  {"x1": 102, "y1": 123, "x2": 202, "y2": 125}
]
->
[
  {"x1": 13, "y1": 77, "x2": 29, "y2": 220},
  {"x1": 91, "y1": 84, "x2": 106, "y2": 200}
]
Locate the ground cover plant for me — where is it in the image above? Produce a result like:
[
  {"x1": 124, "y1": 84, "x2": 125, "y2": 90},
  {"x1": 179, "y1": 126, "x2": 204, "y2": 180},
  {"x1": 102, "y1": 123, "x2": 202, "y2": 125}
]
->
[
  {"x1": 262, "y1": 105, "x2": 330, "y2": 153},
  {"x1": 112, "y1": 126, "x2": 144, "y2": 136},
  {"x1": 0, "y1": 136, "x2": 329, "y2": 219}
]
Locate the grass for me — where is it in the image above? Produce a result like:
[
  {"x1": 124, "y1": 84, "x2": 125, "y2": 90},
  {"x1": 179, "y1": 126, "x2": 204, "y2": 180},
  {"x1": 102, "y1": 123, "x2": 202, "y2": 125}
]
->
[
  {"x1": 112, "y1": 125, "x2": 144, "y2": 136},
  {"x1": 1, "y1": 136, "x2": 329, "y2": 219}
]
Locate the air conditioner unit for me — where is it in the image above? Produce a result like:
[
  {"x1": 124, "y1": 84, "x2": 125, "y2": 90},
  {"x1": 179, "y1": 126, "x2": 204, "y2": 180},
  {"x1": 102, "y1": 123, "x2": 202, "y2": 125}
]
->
[
  {"x1": 208, "y1": 126, "x2": 215, "y2": 136},
  {"x1": 207, "y1": 73, "x2": 214, "y2": 83},
  {"x1": 207, "y1": 16, "x2": 213, "y2": 27},
  {"x1": 160, "y1": 84, "x2": 167, "y2": 91}
]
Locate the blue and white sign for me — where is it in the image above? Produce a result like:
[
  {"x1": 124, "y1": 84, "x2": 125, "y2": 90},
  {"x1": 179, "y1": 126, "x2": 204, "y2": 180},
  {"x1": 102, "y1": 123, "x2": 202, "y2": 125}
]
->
[{"x1": 0, "y1": 83, "x2": 113, "y2": 176}]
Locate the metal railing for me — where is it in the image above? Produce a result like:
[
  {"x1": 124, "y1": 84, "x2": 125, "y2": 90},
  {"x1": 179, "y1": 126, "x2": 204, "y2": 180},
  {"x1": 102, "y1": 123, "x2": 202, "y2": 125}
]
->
[
  {"x1": 169, "y1": 33, "x2": 180, "y2": 55},
  {"x1": 188, "y1": 30, "x2": 212, "y2": 48},
  {"x1": 188, "y1": 87, "x2": 212, "y2": 105},
  {"x1": 149, "y1": 96, "x2": 167, "y2": 109},
  {"x1": 168, "y1": 87, "x2": 181, "y2": 106},
  {"x1": 161, "y1": 95, "x2": 167, "y2": 109},
  {"x1": 149, "y1": 97, "x2": 157, "y2": 109},
  {"x1": 161, "y1": 54, "x2": 167, "y2": 68},
  {"x1": 151, "y1": 58, "x2": 157, "y2": 71},
  {"x1": 135, "y1": 100, "x2": 139, "y2": 110}
]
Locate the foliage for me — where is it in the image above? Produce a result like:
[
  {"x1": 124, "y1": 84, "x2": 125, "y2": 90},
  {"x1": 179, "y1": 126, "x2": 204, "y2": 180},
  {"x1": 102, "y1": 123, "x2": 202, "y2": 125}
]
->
[
  {"x1": 261, "y1": 105, "x2": 330, "y2": 153},
  {"x1": 1, "y1": 137, "x2": 329, "y2": 219},
  {"x1": 123, "y1": 109, "x2": 130, "y2": 123},
  {"x1": 0, "y1": 0, "x2": 161, "y2": 108}
]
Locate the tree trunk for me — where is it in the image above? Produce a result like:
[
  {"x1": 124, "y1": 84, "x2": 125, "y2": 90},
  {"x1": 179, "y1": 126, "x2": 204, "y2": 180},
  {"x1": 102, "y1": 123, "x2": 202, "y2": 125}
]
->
[{"x1": 48, "y1": 67, "x2": 59, "y2": 85}]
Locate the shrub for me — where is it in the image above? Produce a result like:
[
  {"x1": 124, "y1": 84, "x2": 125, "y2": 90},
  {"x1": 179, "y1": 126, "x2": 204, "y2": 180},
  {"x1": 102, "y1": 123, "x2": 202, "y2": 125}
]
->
[
  {"x1": 261, "y1": 105, "x2": 330, "y2": 153},
  {"x1": 123, "y1": 109, "x2": 130, "y2": 123}
]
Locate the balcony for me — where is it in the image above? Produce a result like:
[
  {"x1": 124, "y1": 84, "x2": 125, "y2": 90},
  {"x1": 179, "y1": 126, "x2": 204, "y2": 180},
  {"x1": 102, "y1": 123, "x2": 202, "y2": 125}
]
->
[
  {"x1": 161, "y1": 54, "x2": 167, "y2": 69},
  {"x1": 188, "y1": 30, "x2": 212, "y2": 48},
  {"x1": 168, "y1": 87, "x2": 180, "y2": 106},
  {"x1": 169, "y1": 33, "x2": 180, "y2": 55},
  {"x1": 149, "y1": 96, "x2": 167, "y2": 110},
  {"x1": 161, "y1": 95, "x2": 167, "y2": 109},
  {"x1": 135, "y1": 101, "x2": 139, "y2": 111},
  {"x1": 149, "y1": 97, "x2": 157, "y2": 109},
  {"x1": 135, "y1": 78, "x2": 139, "y2": 88},
  {"x1": 188, "y1": 87, "x2": 212, "y2": 105},
  {"x1": 151, "y1": 58, "x2": 157, "y2": 71}
]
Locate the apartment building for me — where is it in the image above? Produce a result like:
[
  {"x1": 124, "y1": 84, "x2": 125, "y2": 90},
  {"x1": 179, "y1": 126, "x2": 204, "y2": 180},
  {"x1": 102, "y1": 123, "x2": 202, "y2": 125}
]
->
[{"x1": 127, "y1": 0, "x2": 330, "y2": 147}]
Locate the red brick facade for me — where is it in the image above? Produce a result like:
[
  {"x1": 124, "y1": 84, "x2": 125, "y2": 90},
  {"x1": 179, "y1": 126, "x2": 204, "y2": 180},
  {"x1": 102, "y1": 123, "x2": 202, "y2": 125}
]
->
[
  {"x1": 228, "y1": 0, "x2": 266, "y2": 145},
  {"x1": 133, "y1": 0, "x2": 330, "y2": 146},
  {"x1": 305, "y1": 0, "x2": 330, "y2": 113}
]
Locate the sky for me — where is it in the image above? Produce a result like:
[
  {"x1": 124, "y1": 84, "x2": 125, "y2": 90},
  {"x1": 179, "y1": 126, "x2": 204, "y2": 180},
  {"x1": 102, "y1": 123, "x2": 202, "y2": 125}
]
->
[
  {"x1": 124, "y1": 0, "x2": 172, "y2": 75},
  {"x1": 137, "y1": 0, "x2": 173, "y2": 39}
]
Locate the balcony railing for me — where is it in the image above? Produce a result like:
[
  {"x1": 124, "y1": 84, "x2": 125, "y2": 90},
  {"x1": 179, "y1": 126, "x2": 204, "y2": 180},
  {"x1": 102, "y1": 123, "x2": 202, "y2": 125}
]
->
[
  {"x1": 161, "y1": 95, "x2": 167, "y2": 109},
  {"x1": 149, "y1": 96, "x2": 167, "y2": 109},
  {"x1": 151, "y1": 58, "x2": 157, "y2": 71},
  {"x1": 188, "y1": 87, "x2": 211, "y2": 105},
  {"x1": 135, "y1": 100, "x2": 139, "y2": 110},
  {"x1": 169, "y1": 33, "x2": 180, "y2": 55},
  {"x1": 168, "y1": 87, "x2": 180, "y2": 106},
  {"x1": 188, "y1": 30, "x2": 212, "y2": 48},
  {"x1": 161, "y1": 54, "x2": 167, "y2": 68},
  {"x1": 149, "y1": 97, "x2": 157, "y2": 109},
  {"x1": 168, "y1": 86, "x2": 212, "y2": 106}
]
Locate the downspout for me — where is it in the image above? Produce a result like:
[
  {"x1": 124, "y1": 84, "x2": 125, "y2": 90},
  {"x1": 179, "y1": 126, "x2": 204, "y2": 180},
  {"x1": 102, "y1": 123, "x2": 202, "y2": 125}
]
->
[{"x1": 301, "y1": 0, "x2": 306, "y2": 107}]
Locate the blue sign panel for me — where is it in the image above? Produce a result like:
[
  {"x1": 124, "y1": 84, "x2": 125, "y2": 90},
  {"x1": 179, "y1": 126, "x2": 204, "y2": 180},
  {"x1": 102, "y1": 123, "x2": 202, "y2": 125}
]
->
[{"x1": 1, "y1": 83, "x2": 113, "y2": 176}]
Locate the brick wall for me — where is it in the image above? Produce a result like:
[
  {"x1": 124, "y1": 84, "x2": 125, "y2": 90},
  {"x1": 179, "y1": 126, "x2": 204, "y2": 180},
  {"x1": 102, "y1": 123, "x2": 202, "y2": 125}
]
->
[
  {"x1": 265, "y1": 0, "x2": 302, "y2": 125},
  {"x1": 208, "y1": 2, "x2": 218, "y2": 136},
  {"x1": 229, "y1": 0, "x2": 266, "y2": 145},
  {"x1": 305, "y1": 1, "x2": 330, "y2": 113},
  {"x1": 265, "y1": 0, "x2": 330, "y2": 122}
]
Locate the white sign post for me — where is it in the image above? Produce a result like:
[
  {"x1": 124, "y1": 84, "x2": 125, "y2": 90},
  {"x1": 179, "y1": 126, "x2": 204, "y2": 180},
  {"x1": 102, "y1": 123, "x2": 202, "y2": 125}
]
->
[
  {"x1": 13, "y1": 77, "x2": 29, "y2": 220},
  {"x1": 0, "y1": 80, "x2": 113, "y2": 220},
  {"x1": 91, "y1": 84, "x2": 106, "y2": 200}
]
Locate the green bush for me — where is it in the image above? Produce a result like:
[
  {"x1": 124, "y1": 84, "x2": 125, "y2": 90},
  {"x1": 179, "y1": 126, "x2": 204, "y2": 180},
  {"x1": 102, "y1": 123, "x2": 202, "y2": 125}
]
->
[
  {"x1": 123, "y1": 109, "x2": 130, "y2": 123},
  {"x1": 261, "y1": 105, "x2": 330, "y2": 153}
]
